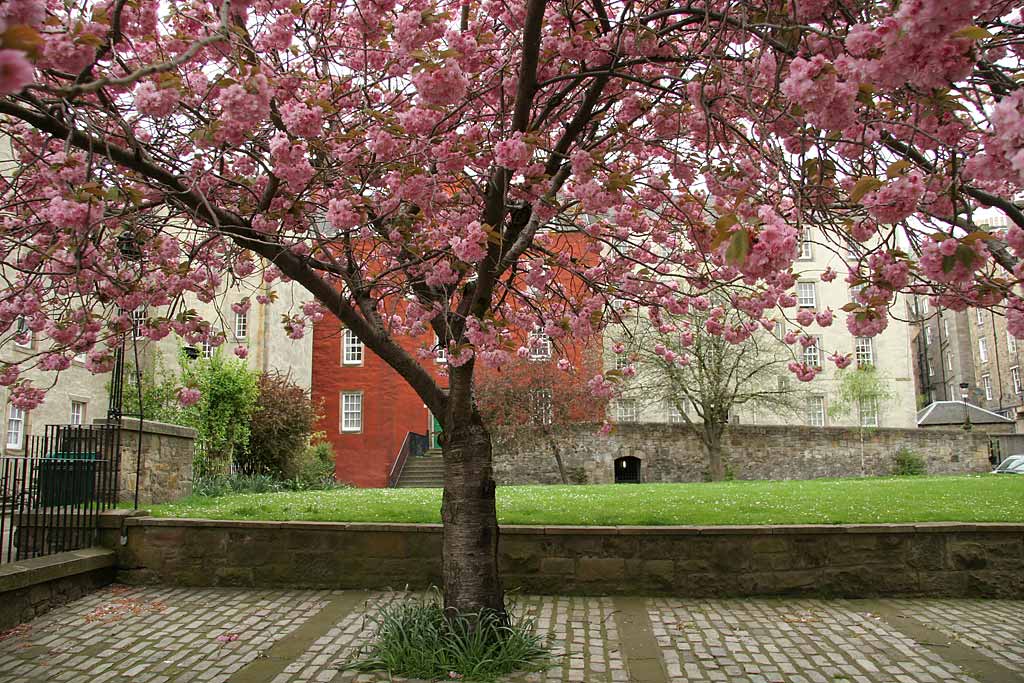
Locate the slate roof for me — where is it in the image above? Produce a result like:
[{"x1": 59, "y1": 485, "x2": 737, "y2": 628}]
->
[{"x1": 916, "y1": 400, "x2": 1015, "y2": 426}]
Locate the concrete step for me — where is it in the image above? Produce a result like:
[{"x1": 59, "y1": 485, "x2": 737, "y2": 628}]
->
[{"x1": 395, "y1": 482, "x2": 443, "y2": 488}]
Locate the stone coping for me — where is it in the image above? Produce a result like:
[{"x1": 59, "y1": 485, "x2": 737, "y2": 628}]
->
[
  {"x1": 115, "y1": 515, "x2": 1024, "y2": 535},
  {"x1": 501, "y1": 421, "x2": 990, "y2": 438},
  {"x1": 92, "y1": 417, "x2": 197, "y2": 439},
  {"x1": 0, "y1": 547, "x2": 116, "y2": 593}
]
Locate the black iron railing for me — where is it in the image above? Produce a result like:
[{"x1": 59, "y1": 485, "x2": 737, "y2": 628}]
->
[
  {"x1": 387, "y1": 431, "x2": 429, "y2": 488},
  {"x1": 0, "y1": 424, "x2": 120, "y2": 564}
]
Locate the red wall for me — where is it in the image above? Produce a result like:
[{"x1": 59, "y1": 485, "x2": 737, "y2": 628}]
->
[{"x1": 312, "y1": 328, "x2": 441, "y2": 487}]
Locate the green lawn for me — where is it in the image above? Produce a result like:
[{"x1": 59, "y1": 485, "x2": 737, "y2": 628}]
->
[{"x1": 146, "y1": 475, "x2": 1024, "y2": 526}]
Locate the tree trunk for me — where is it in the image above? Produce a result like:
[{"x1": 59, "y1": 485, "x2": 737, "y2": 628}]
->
[
  {"x1": 542, "y1": 426, "x2": 569, "y2": 484},
  {"x1": 440, "y1": 412, "x2": 505, "y2": 617},
  {"x1": 705, "y1": 424, "x2": 726, "y2": 482}
]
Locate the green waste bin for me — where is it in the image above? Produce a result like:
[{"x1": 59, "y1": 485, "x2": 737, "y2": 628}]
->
[{"x1": 37, "y1": 452, "x2": 99, "y2": 507}]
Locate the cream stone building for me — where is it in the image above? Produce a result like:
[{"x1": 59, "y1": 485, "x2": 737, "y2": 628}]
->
[{"x1": 608, "y1": 225, "x2": 919, "y2": 429}]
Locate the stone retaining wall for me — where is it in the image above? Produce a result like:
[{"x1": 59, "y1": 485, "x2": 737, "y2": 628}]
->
[
  {"x1": 0, "y1": 548, "x2": 116, "y2": 630},
  {"x1": 102, "y1": 514, "x2": 1024, "y2": 599},
  {"x1": 493, "y1": 423, "x2": 992, "y2": 484},
  {"x1": 94, "y1": 418, "x2": 195, "y2": 504}
]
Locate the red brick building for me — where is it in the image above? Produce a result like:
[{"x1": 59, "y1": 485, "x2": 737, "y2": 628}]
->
[{"x1": 311, "y1": 233, "x2": 603, "y2": 487}]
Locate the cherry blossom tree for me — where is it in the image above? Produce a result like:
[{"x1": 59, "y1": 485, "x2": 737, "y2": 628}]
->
[{"x1": 0, "y1": 0, "x2": 1022, "y2": 616}]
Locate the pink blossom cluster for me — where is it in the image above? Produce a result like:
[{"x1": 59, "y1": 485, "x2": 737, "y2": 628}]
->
[{"x1": 861, "y1": 173, "x2": 925, "y2": 224}]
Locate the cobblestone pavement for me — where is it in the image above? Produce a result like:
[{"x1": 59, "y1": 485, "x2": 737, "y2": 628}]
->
[
  {"x1": 886, "y1": 599, "x2": 1024, "y2": 677},
  {"x1": 0, "y1": 585, "x2": 330, "y2": 683},
  {"x1": 0, "y1": 588, "x2": 1021, "y2": 683}
]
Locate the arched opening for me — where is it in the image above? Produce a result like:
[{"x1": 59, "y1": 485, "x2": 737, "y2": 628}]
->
[{"x1": 614, "y1": 456, "x2": 641, "y2": 483}]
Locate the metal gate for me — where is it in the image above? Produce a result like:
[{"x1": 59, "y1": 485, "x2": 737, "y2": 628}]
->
[{"x1": 0, "y1": 424, "x2": 120, "y2": 563}]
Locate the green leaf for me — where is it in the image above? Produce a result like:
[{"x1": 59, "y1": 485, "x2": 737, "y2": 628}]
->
[
  {"x1": 941, "y1": 254, "x2": 956, "y2": 274},
  {"x1": 725, "y1": 230, "x2": 751, "y2": 266},
  {"x1": 850, "y1": 177, "x2": 883, "y2": 203}
]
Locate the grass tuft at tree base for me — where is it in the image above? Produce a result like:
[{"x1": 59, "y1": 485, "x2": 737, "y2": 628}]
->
[{"x1": 343, "y1": 591, "x2": 551, "y2": 682}]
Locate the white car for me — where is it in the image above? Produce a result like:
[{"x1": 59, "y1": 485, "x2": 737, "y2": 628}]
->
[{"x1": 993, "y1": 455, "x2": 1024, "y2": 474}]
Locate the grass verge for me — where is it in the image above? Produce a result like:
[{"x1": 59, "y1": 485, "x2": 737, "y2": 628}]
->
[{"x1": 146, "y1": 474, "x2": 1024, "y2": 526}]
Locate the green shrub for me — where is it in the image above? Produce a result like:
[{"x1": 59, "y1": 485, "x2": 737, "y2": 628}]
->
[
  {"x1": 893, "y1": 447, "x2": 927, "y2": 476},
  {"x1": 193, "y1": 473, "x2": 285, "y2": 497},
  {"x1": 284, "y1": 436, "x2": 338, "y2": 490},
  {"x1": 345, "y1": 591, "x2": 550, "y2": 682}
]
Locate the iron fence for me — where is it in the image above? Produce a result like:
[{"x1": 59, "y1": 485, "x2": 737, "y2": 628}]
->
[{"x1": 0, "y1": 424, "x2": 120, "y2": 563}]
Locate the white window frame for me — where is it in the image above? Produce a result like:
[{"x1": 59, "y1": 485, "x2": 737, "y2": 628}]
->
[
  {"x1": 859, "y1": 398, "x2": 879, "y2": 427},
  {"x1": 6, "y1": 405, "x2": 25, "y2": 450},
  {"x1": 131, "y1": 307, "x2": 147, "y2": 339},
  {"x1": 528, "y1": 388, "x2": 554, "y2": 426},
  {"x1": 614, "y1": 398, "x2": 638, "y2": 423},
  {"x1": 13, "y1": 316, "x2": 31, "y2": 349},
  {"x1": 803, "y1": 337, "x2": 821, "y2": 367},
  {"x1": 434, "y1": 335, "x2": 447, "y2": 364},
  {"x1": 942, "y1": 318, "x2": 949, "y2": 340},
  {"x1": 806, "y1": 396, "x2": 825, "y2": 427},
  {"x1": 796, "y1": 281, "x2": 817, "y2": 309},
  {"x1": 667, "y1": 400, "x2": 687, "y2": 423},
  {"x1": 202, "y1": 338, "x2": 214, "y2": 358},
  {"x1": 921, "y1": 299, "x2": 930, "y2": 315},
  {"x1": 234, "y1": 308, "x2": 248, "y2": 340},
  {"x1": 342, "y1": 328, "x2": 363, "y2": 365},
  {"x1": 979, "y1": 338, "x2": 989, "y2": 363},
  {"x1": 977, "y1": 309, "x2": 985, "y2": 326},
  {"x1": 799, "y1": 228, "x2": 813, "y2": 260},
  {"x1": 924, "y1": 328, "x2": 932, "y2": 346},
  {"x1": 929, "y1": 362, "x2": 934, "y2": 377},
  {"x1": 615, "y1": 353, "x2": 631, "y2": 371},
  {"x1": 855, "y1": 337, "x2": 874, "y2": 367},
  {"x1": 946, "y1": 352, "x2": 953, "y2": 372},
  {"x1": 982, "y1": 374, "x2": 993, "y2": 400},
  {"x1": 70, "y1": 401, "x2": 86, "y2": 426},
  {"x1": 528, "y1": 332, "x2": 552, "y2": 361},
  {"x1": 340, "y1": 392, "x2": 363, "y2": 433},
  {"x1": 1008, "y1": 332, "x2": 1017, "y2": 355},
  {"x1": 1013, "y1": 366, "x2": 1022, "y2": 395}
]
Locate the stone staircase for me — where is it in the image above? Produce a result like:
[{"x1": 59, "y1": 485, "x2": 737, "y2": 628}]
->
[{"x1": 394, "y1": 449, "x2": 444, "y2": 488}]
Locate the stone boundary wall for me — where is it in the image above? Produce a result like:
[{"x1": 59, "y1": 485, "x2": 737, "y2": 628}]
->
[
  {"x1": 100, "y1": 514, "x2": 1024, "y2": 599},
  {"x1": 94, "y1": 418, "x2": 196, "y2": 504},
  {"x1": 492, "y1": 423, "x2": 992, "y2": 485},
  {"x1": 0, "y1": 548, "x2": 116, "y2": 630}
]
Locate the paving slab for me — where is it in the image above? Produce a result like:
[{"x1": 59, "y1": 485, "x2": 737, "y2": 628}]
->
[{"x1": 0, "y1": 587, "x2": 1021, "y2": 683}]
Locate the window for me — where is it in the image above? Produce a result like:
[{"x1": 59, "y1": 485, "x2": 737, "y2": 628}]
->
[
  {"x1": 803, "y1": 337, "x2": 821, "y2": 367},
  {"x1": 131, "y1": 308, "x2": 147, "y2": 339},
  {"x1": 859, "y1": 399, "x2": 878, "y2": 427},
  {"x1": 977, "y1": 309, "x2": 985, "y2": 326},
  {"x1": 529, "y1": 333, "x2": 552, "y2": 361},
  {"x1": 340, "y1": 392, "x2": 362, "y2": 432},
  {"x1": 433, "y1": 335, "x2": 447, "y2": 364},
  {"x1": 615, "y1": 353, "x2": 631, "y2": 371},
  {"x1": 667, "y1": 400, "x2": 686, "y2": 423},
  {"x1": 855, "y1": 337, "x2": 874, "y2": 367},
  {"x1": 70, "y1": 401, "x2": 86, "y2": 426},
  {"x1": 234, "y1": 308, "x2": 248, "y2": 340},
  {"x1": 948, "y1": 382, "x2": 956, "y2": 400},
  {"x1": 799, "y1": 228, "x2": 813, "y2": 260},
  {"x1": 6, "y1": 405, "x2": 25, "y2": 450},
  {"x1": 774, "y1": 320, "x2": 786, "y2": 340},
  {"x1": 982, "y1": 374, "x2": 993, "y2": 400},
  {"x1": 806, "y1": 396, "x2": 825, "y2": 427},
  {"x1": 921, "y1": 299, "x2": 930, "y2": 315},
  {"x1": 943, "y1": 318, "x2": 950, "y2": 340},
  {"x1": 613, "y1": 399, "x2": 638, "y2": 423},
  {"x1": 342, "y1": 328, "x2": 363, "y2": 365},
  {"x1": 13, "y1": 316, "x2": 31, "y2": 348},
  {"x1": 1013, "y1": 367, "x2": 1022, "y2": 395},
  {"x1": 979, "y1": 338, "x2": 989, "y2": 363},
  {"x1": 924, "y1": 327, "x2": 932, "y2": 346},
  {"x1": 528, "y1": 389, "x2": 553, "y2": 426},
  {"x1": 1009, "y1": 332, "x2": 1017, "y2": 355},
  {"x1": 929, "y1": 362, "x2": 934, "y2": 377},
  {"x1": 202, "y1": 338, "x2": 214, "y2": 358},
  {"x1": 796, "y1": 282, "x2": 817, "y2": 308},
  {"x1": 946, "y1": 352, "x2": 953, "y2": 372}
]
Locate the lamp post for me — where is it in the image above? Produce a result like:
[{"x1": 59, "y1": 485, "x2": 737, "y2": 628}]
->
[{"x1": 960, "y1": 382, "x2": 972, "y2": 431}]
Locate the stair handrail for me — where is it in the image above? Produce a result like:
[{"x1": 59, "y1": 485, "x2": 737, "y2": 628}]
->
[{"x1": 388, "y1": 431, "x2": 427, "y2": 488}]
